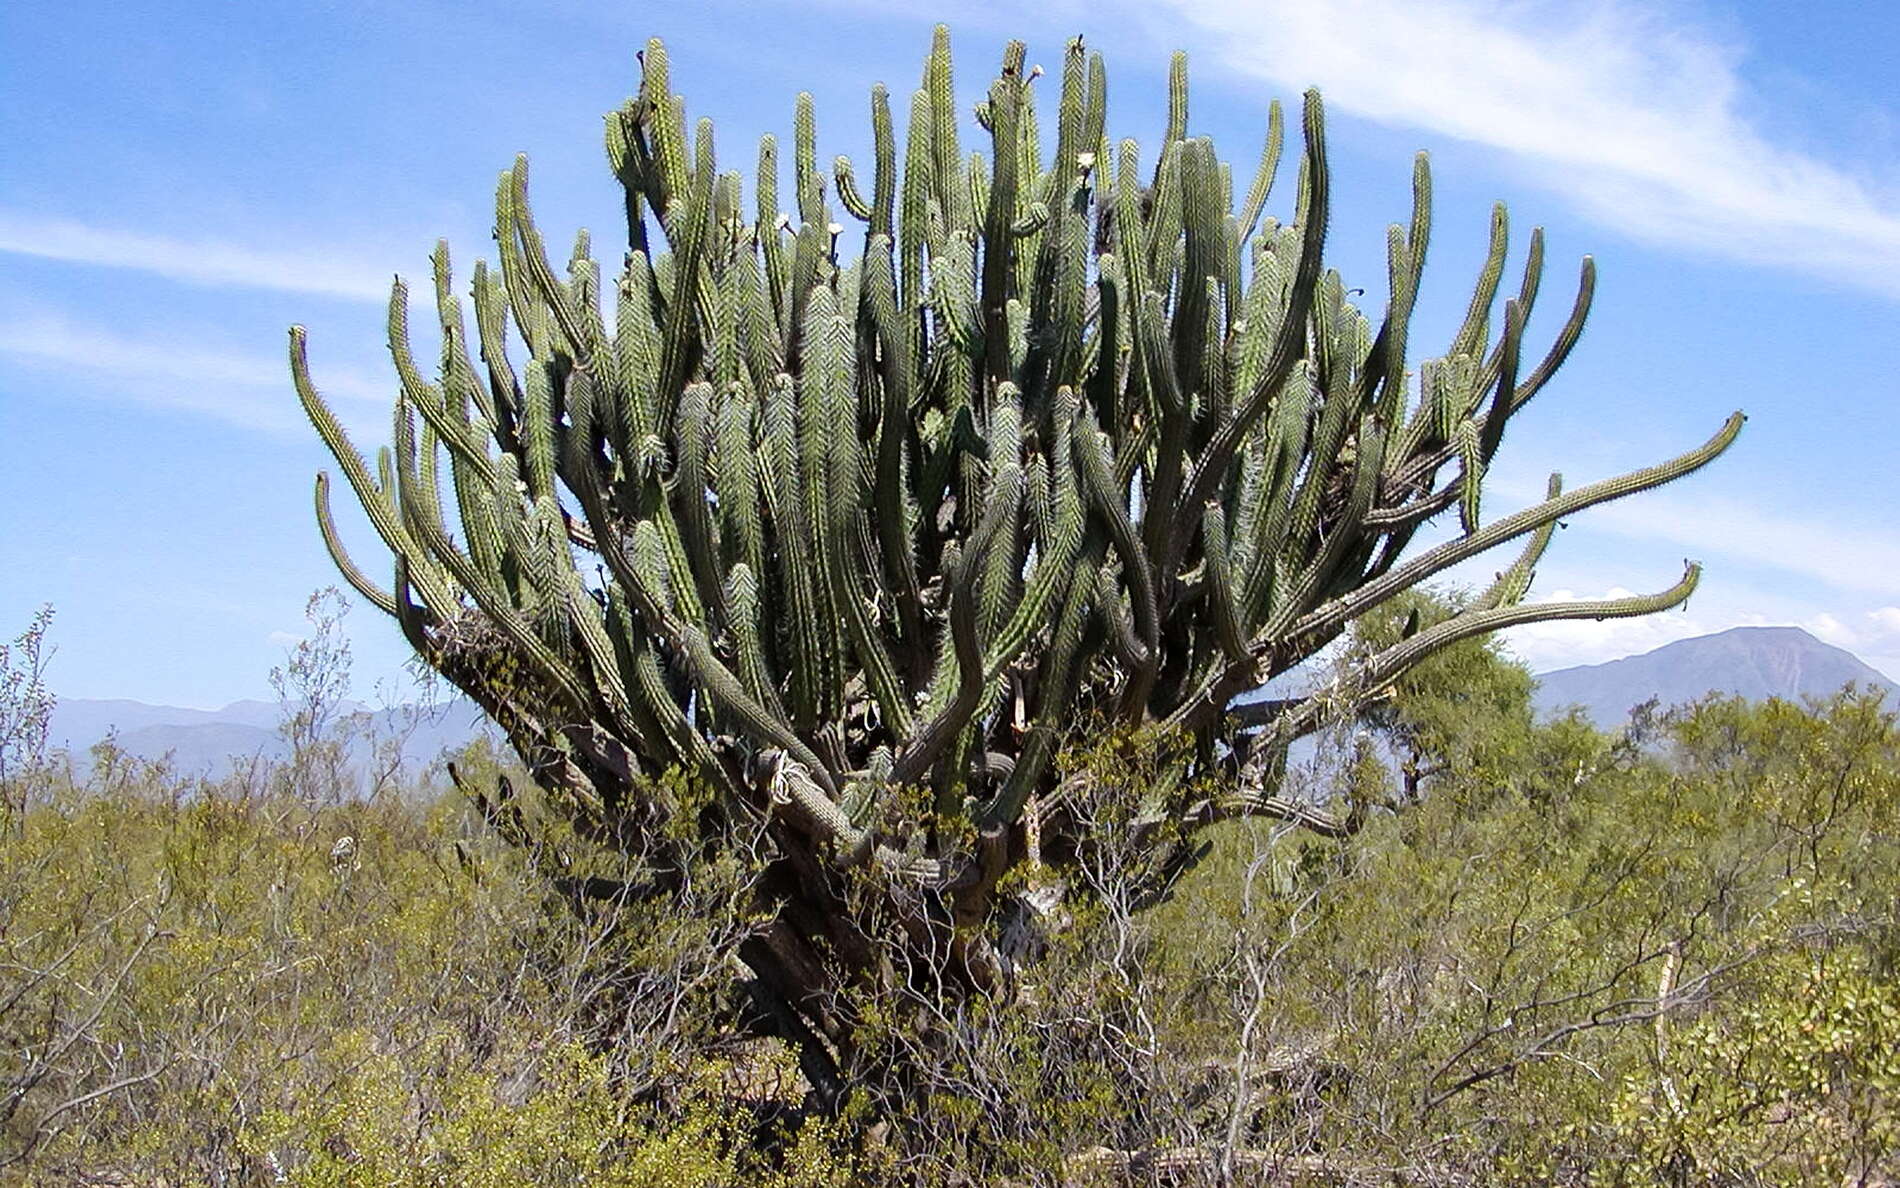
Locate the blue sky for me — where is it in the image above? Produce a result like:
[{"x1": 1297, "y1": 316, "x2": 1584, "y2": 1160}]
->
[{"x1": 2, "y1": 0, "x2": 1898, "y2": 708}]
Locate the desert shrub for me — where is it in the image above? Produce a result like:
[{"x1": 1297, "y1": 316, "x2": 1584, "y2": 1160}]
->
[
  {"x1": 0, "y1": 605, "x2": 55, "y2": 832},
  {"x1": 4, "y1": 638, "x2": 1895, "y2": 1184},
  {"x1": 1131, "y1": 688, "x2": 1900, "y2": 1183},
  {"x1": 0, "y1": 747, "x2": 860, "y2": 1186}
]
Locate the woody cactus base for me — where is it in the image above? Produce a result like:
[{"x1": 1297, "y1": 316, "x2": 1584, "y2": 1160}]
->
[{"x1": 292, "y1": 28, "x2": 1739, "y2": 1087}]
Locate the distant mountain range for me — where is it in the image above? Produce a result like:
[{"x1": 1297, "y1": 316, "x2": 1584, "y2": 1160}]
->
[
  {"x1": 43, "y1": 627, "x2": 1894, "y2": 779},
  {"x1": 1532, "y1": 626, "x2": 1898, "y2": 728},
  {"x1": 46, "y1": 695, "x2": 495, "y2": 783}
]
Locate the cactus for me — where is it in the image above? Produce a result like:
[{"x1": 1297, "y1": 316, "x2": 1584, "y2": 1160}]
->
[{"x1": 292, "y1": 28, "x2": 1738, "y2": 1060}]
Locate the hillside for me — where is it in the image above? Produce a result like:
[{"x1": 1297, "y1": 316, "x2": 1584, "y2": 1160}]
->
[
  {"x1": 45, "y1": 696, "x2": 493, "y2": 781},
  {"x1": 1532, "y1": 626, "x2": 1898, "y2": 727}
]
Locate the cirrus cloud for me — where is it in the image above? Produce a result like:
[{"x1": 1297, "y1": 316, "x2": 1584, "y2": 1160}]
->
[
  {"x1": 1153, "y1": 0, "x2": 1900, "y2": 296},
  {"x1": 0, "y1": 209, "x2": 396, "y2": 303}
]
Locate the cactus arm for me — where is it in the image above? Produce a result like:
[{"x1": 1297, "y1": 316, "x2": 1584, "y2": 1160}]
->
[
  {"x1": 507, "y1": 161, "x2": 595, "y2": 360},
  {"x1": 655, "y1": 126, "x2": 714, "y2": 430},
  {"x1": 1405, "y1": 151, "x2": 1432, "y2": 298},
  {"x1": 723, "y1": 562, "x2": 788, "y2": 721},
  {"x1": 761, "y1": 373, "x2": 823, "y2": 727},
  {"x1": 1236, "y1": 99, "x2": 1284, "y2": 246},
  {"x1": 799, "y1": 288, "x2": 853, "y2": 720},
  {"x1": 615, "y1": 251, "x2": 664, "y2": 449},
  {"x1": 1043, "y1": 180, "x2": 1092, "y2": 395},
  {"x1": 978, "y1": 533, "x2": 1104, "y2": 826},
  {"x1": 670, "y1": 381, "x2": 729, "y2": 626},
  {"x1": 1174, "y1": 90, "x2": 1329, "y2": 551},
  {"x1": 891, "y1": 546, "x2": 984, "y2": 786},
  {"x1": 860, "y1": 236, "x2": 928, "y2": 662},
  {"x1": 867, "y1": 83, "x2": 896, "y2": 240},
  {"x1": 1172, "y1": 139, "x2": 1221, "y2": 401},
  {"x1": 429, "y1": 241, "x2": 498, "y2": 431},
  {"x1": 390, "y1": 554, "x2": 438, "y2": 663},
  {"x1": 605, "y1": 100, "x2": 652, "y2": 260},
  {"x1": 980, "y1": 53, "x2": 1026, "y2": 389},
  {"x1": 313, "y1": 473, "x2": 398, "y2": 615},
  {"x1": 1510, "y1": 255, "x2": 1595, "y2": 416},
  {"x1": 925, "y1": 26, "x2": 966, "y2": 231},
  {"x1": 518, "y1": 360, "x2": 559, "y2": 504},
  {"x1": 1075, "y1": 410, "x2": 1158, "y2": 707},
  {"x1": 1288, "y1": 411, "x2": 1743, "y2": 646},
  {"x1": 974, "y1": 387, "x2": 1025, "y2": 643},
  {"x1": 1479, "y1": 298, "x2": 1525, "y2": 458},
  {"x1": 429, "y1": 252, "x2": 509, "y2": 583},
  {"x1": 834, "y1": 155, "x2": 873, "y2": 223},
  {"x1": 638, "y1": 39, "x2": 689, "y2": 212},
  {"x1": 1451, "y1": 202, "x2": 1509, "y2": 361},
  {"x1": 389, "y1": 281, "x2": 496, "y2": 481},
  {"x1": 1200, "y1": 501, "x2": 1248, "y2": 664},
  {"x1": 1473, "y1": 473, "x2": 1563, "y2": 611},
  {"x1": 793, "y1": 92, "x2": 821, "y2": 229},
  {"x1": 470, "y1": 259, "x2": 524, "y2": 439},
  {"x1": 713, "y1": 386, "x2": 764, "y2": 578},
  {"x1": 1045, "y1": 36, "x2": 1088, "y2": 212},
  {"x1": 1271, "y1": 563, "x2": 1703, "y2": 750},
  {"x1": 757, "y1": 134, "x2": 788, "y2": 327},
  {"x1": 898, "y1": 90, "x2": 933, "y2": 348},
  {"x1": 292, "y1": 328, "x2": 458, "y2": 618},
  {"x1": 981, "y1": 392, "x2": 1083, "y2": 680}
]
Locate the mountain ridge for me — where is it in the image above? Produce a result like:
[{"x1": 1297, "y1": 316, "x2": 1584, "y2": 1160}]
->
[
  {"x1": 46, "y1": 695, "x2": 494, "y2": 782},
  {"x1": 44, "y1": 625, "x2": 1896, "y2": 774},
  {"x1": 1531, "y1": 625, "x2": 1897, "y2": 728}
]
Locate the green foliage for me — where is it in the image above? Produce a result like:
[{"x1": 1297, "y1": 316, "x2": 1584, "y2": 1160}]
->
[
  {"x1": 1144, "y1": 686, "x2": 1900, "y2": 1183},
  {"x1": 0, "y1": 605, "x2": 55, "y2": 830},
  {"x1": 0, "y1": 749, "x2": 856, "y2": 1186},
  {"x1": 2, "y1": 651, "x2": 1896, "y2": 1182},
  {"x1": 1345, "y1": 586, "x2": 1540, "y2": 800},
  {"x1": 1608, "y1": 945, "x2": 1900, "y2": 1185},
  {"x1": 234, "y1": 1037, "x2": 855, "y2": 1188}
]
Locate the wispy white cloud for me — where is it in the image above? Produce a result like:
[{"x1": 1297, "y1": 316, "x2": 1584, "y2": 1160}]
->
[
  {"x1": 1504, "y1": 587, "x2": 1900, "y2": 679},
  {"x1": 799, "y1": 0, "x2": 1900, "y2": 293},
  {"x1": 1555, "y1": 489, "x2": 1900, "y2": 598},
  {"x1": 0, "y1": 210, "x2": 395, "y2": 303},
  {"x1": 0, "y1": 314, "x2": 388, "y2": 431},
  {"x1": 1480, "y1": 451, "x2": 1900, "y2": 599},
  {"x1": 1503, "y1": 585, "x2": 1744, "y2": 671},
  {"x1": 1804, "y1": 606, "x2": 1900, "y2": 682},
  {"x1": 1148, "y1": 0, "x2": 1900, "y2": 297}
]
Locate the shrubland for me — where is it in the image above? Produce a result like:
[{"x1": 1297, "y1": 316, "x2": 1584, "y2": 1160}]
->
[{"x1": 2, "y1": 601, "x2": 1894, "y2": 1185}]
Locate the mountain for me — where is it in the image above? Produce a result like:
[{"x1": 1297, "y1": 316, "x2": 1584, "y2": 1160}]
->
[
  {"x1": 46, "y1": 696, "x2": 495, "y2": 784},
  {"x1": 45, "y1": 624, "x2": 1893, "y2": 779},
  {"x1": 46, "y1": 697, "x2": 287, "y2": 747},
  {"x1": 1533, "y1": 626, "x2": 1898, "y2": 728}
]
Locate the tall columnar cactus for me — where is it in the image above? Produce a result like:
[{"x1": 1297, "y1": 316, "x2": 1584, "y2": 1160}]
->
[{"x1": 292, "y1": 29, "x2": 1737, "y2": 1055}]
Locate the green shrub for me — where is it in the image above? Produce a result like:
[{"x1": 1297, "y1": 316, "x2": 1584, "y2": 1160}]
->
[{"x1": 4, "y1": 678, "x2": 1894, "y2": 1184}]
